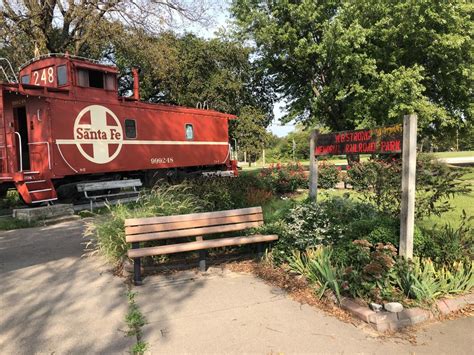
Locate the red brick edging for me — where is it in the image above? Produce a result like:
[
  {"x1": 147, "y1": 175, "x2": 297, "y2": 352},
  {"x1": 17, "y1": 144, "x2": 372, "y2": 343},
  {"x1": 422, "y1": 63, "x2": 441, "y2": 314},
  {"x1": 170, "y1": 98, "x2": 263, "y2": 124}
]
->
[{"x1": 340, "y1": 293, "x2": 474, "y2": 332}]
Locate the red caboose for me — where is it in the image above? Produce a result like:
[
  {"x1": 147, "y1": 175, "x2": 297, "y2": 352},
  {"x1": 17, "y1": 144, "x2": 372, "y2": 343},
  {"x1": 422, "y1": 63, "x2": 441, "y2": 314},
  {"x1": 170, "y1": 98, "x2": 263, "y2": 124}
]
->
[{"x1": 0, "y1": 54, "x2": 237, "y2": 204}]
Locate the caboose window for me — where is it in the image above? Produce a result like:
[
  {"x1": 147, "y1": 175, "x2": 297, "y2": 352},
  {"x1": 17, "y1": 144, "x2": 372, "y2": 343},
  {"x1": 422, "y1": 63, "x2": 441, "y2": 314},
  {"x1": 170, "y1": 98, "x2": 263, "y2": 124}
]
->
[
  {"x1": 88, "y1": 70, "x2": 104, "y2": 88},
  {"x1": 105, "y1": 74, "x2": 116, "y2": 90},
  {"x1": 77, "y1": 68, "x2": 104, "y2": 88},
  {"x1": 125, "y1": 119, "x2": 137, "y2": 139},
  {"x1": 21, "y1": 75, "x2": 30, "y2": 84},
  {"x1": 57, "y1": 65, "x2": 67, "y2": 86},
  {"x1": 185, "y1": 124, "x2": 194, "y2": 140}
]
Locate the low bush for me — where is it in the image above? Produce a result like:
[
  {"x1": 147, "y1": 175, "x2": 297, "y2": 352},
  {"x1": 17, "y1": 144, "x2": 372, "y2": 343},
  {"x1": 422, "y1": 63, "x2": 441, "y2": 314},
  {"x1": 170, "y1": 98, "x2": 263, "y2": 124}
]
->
[
  {"x1": 258, "y1": 162, "x2": 307, "y2": 193},
  {"x1": 288, "y1": 243, "x2": 474, "y2": 306},
  {"x1": 317, "y1": 161, "x2": 341, "y2": 189},
  {"x1": 341, "y1": 240, "x2": 399, "y2": 303},
  {"x1": 346, "y1": 154, "x2": 471, "y2": 218},
  {"x1": 415, "y1": 211, "x2": 473, "y2": 266},
  {"x1": 272, "y1": 196, "x2": 398, "y2": 265}
]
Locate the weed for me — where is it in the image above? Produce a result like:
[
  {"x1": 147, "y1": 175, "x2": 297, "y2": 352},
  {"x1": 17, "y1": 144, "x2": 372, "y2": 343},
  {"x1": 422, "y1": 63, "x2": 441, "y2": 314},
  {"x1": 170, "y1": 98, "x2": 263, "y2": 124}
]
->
[
  {"x1": 125, "y1": 291, "x2": 149, "y2": 354},
  {"x1": 0, "y1": 216, "x2": 36, "y2": 230}
]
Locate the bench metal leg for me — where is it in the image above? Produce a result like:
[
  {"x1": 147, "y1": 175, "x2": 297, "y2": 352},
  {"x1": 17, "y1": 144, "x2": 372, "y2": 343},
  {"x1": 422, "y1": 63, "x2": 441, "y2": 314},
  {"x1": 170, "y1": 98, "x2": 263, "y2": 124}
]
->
[
  {"x1": 199, "y1": 250, "x2": 207, "y2": 272},
  {"x1": 132, "y1": 242, "x2": 143, "y2": 285},
  {"x1": 257, "y1": 243, "x2": 265, "y2": 260}
]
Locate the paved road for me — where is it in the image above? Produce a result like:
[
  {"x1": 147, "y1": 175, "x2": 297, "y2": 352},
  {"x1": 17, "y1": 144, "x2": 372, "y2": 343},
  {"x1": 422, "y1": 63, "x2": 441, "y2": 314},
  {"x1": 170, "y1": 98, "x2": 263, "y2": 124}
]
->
[
  {"x1": 1, "y1": 220, "x2": 473, "y2": 354},
  {"x1": 0, "y1": 220, "x2": 132, "y2": 354}
]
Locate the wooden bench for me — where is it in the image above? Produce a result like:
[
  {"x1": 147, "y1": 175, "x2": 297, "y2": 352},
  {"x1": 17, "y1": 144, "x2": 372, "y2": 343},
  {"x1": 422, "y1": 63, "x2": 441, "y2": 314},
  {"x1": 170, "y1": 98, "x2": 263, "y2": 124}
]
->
[
  {"x1": 77, "y1": 179, "x2": 142, "y2": 211},
  {"x1": 125, "y1": 206, "x2": 278, "y2": 285}
]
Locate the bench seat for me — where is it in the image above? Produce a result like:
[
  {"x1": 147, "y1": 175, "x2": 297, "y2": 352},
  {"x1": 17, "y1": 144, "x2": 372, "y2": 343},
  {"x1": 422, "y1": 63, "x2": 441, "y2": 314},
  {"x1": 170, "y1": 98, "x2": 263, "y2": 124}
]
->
[
  {"x1": 125, "y1": 206, "x2": 278, "y2": 285},
  {"x1": 128, "y1": 234, "x2": 278, "y2": 258}
]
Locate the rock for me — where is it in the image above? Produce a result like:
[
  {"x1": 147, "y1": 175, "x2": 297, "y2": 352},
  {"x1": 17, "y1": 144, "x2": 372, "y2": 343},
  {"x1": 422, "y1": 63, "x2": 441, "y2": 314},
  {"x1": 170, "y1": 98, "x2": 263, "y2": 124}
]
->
[
  {"x1": 370, "y1": 303, "x2": 383, "y2": 312},
  {"x1": 384, "y1": 302, "x2": 404, "y2": 313}
]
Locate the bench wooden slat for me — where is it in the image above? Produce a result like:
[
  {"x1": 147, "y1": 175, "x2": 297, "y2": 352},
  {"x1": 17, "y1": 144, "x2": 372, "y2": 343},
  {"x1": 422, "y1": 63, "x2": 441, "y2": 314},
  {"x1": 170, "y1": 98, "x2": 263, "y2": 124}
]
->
[
  {"x1": 125, "y1": 213, "x2": 263, "y2": 235},
  {"x1": 126, "y1": 220, "x2": 264, "y2": 243},
  {"x1": 128, "y1": 234, "x2": 278, "y2": 258},
  {"x1": 124, "y1": 206, "x2": 263, "y2": 227}
]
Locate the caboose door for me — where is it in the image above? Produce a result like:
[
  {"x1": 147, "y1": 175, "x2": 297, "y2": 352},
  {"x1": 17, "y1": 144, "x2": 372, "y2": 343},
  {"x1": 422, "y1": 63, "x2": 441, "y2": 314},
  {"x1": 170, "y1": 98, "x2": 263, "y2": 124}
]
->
[{"x1": 12, "y1": 106, "x2": 31, "y2": 171}]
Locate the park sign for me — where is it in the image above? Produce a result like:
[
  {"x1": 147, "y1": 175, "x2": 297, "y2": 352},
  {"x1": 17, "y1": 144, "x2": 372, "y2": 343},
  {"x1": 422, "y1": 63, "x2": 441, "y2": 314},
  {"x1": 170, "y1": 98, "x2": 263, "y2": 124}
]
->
[
  {"x1": 309, "y1": 115, "x2": 418, "y2": 260},
  {"x1": 314, "y1": 124, "x2": 402, "y2": 156}
]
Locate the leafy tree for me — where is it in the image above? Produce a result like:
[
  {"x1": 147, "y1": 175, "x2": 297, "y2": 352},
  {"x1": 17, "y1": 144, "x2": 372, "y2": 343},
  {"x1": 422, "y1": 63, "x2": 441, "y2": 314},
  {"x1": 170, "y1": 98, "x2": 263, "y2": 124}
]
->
[
  {"x1": 112, "y1": 31, "x2": 274, "y2": 119},
  {"x1": 231, "y1": 0, "x2": 473, "y2": 139},
  {"x1": 0, "y1": 0, "x2": 213, "y2": 67},
  {"x1": 230, "y1": 106, "x2": 269, "y2": 165}
]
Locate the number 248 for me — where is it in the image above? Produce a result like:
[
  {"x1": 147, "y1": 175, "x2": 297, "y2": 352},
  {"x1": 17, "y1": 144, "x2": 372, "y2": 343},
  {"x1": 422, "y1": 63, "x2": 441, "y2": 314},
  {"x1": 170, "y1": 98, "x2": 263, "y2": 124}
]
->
[{"x1": 33, "y1": 67, "x2": 54, "y2": 85}]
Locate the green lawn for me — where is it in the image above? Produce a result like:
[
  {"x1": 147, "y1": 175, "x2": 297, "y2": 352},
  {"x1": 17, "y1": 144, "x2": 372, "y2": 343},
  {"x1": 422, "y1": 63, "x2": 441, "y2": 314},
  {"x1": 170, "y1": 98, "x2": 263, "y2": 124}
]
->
[
  {"x1": 261, "y1": 166, "x2": 473, "y2": 230},
  {"x1": 432, "y1": 151, "x2": 474, "y2": 158}
]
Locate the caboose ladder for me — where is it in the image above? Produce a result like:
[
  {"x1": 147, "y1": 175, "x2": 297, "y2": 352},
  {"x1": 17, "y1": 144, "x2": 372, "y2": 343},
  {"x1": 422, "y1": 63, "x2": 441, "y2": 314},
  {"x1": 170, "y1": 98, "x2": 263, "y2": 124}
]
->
[{"x1": 15, "y1": 173, "x2": 57, "y2": 205}]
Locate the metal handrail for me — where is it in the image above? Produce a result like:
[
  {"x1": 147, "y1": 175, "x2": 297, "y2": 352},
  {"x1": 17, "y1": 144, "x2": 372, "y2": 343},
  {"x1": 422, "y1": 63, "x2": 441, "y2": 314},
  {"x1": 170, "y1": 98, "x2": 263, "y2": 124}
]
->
[
  {"x1": 28, "y1": 141, "x2": 51, "y2": 169},
  {"x1": 14, "y1": 132, "x2": 22, "y2": 171},
  {"x1": 0, "y1": 58, "x2": 19, "y2": 82}
]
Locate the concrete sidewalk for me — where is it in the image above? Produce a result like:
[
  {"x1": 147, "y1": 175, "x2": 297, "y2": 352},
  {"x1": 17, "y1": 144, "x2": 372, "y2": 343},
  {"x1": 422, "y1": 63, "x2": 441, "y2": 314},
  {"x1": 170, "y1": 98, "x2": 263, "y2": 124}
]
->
[
  {"x1": 0, "y1": 220, "x2": 132, "y2": 354},
  {"x1": 136, "y1": 268, "x2": 474, "y2": 354}
]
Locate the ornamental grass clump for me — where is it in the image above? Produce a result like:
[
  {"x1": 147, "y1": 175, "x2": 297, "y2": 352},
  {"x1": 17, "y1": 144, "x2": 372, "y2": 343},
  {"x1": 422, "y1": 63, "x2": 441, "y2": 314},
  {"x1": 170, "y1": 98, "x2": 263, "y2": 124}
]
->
[
  {"x1": 84, "y1": 183, "x2": 202, "y2": 264},
  {"x1": 395, "y1": 258, "x2": 474, "y2": 304}
]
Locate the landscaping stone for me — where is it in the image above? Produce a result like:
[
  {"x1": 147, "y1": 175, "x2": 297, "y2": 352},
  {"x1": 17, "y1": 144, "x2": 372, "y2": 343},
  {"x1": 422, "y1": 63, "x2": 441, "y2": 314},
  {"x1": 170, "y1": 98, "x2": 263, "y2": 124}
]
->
[
  {"x1": 370, "y1": 303, "x2": 383, "y2": 312},
  {"x1": 340, "y1": 298, "x2": 373, "y2": 323},
  {"x1": 397, "y1": 308, "x2": 432, "y2": 324},
  {"x1": 436, "y1": 300, "x2": 451, "y2": 315},
  {"x1": 384, "y1": 302, "x2": 404, "y2": 313},
  {"x1": 341, "y1": 294, "x2": 472, "y2": 332}
]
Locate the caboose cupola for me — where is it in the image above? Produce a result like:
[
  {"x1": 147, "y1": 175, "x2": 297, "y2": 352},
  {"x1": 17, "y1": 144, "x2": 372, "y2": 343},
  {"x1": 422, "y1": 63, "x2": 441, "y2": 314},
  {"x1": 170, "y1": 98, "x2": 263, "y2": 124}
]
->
[{"x1": 18, "y1": 54, "x2": 119, "y2": 98}]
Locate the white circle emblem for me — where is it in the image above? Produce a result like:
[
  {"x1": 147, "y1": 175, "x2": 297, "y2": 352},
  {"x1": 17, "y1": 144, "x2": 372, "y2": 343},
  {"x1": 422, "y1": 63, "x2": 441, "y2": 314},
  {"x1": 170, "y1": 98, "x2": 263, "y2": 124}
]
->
[{"x1": 73, "y1": 105, "x2": 123, "y2": 164}]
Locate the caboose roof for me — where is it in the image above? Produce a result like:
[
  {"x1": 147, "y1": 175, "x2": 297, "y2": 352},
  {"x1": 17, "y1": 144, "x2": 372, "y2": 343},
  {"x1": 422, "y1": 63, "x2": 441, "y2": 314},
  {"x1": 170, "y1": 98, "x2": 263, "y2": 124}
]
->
[{"x1": 19, "y1": 53, "x2": 118, "y2": 73}]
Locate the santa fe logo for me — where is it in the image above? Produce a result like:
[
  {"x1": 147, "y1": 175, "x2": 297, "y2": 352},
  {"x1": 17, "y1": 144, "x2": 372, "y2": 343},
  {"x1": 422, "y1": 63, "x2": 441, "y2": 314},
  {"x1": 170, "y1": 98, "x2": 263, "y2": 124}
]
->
[{"x1": 72, "y1": 105, "x2": 123, "y2": 164}]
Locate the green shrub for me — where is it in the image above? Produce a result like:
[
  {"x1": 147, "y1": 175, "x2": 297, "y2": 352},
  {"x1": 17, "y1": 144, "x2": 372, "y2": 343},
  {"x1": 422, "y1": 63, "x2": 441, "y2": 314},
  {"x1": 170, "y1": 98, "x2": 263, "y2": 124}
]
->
[
  {"x1": 272, "y1": 196, "x2": 398, "y2": 265},
  {"x1": 415, "y1": 211, "x2": 473, "y2": 266},
  {"x1": 318, "y1": 161, "x2": 341, "y2": 189},
  {"x1": 341, "y1": 240, "x2": 399, "y2": 303},
  {"x1": 258, "y1": 162, "x2": 307, "y2": 193},
  {"x1": 85, "y1": 184, "x2": 202, "y2": 264},
  {"x1": 346, "y1": 154, "x2": 470, "y2": 218}
]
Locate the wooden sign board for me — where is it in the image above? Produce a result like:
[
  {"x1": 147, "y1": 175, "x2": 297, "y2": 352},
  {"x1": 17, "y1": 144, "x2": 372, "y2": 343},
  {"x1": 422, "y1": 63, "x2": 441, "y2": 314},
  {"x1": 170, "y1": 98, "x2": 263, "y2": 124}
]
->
[{"x1": 314, "y1": 124, "x2": 402, "y2": 156}]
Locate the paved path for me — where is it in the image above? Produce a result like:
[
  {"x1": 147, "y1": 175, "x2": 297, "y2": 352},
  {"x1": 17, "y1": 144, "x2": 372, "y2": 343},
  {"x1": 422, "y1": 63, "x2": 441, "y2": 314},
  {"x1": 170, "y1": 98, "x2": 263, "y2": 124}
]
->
[
  {"x1": 0, "y1": 220, "x2": 132, "y2": 354},
  {"x1": 1, "y1": 220, "x2": 473, "y2": 354},
  {"x1": 136, "y1": 269, "x2": 474, "y2": 354}
]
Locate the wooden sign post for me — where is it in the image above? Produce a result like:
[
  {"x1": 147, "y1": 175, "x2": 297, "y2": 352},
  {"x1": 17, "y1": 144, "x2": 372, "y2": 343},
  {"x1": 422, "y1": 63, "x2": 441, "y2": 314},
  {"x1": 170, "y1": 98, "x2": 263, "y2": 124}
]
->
[
  {"x1": 309, "y1": 130, "x2": 319, "y2": 201},
  {"x1": 399, "y1": 114, "x2": 417, "y2": 259}
]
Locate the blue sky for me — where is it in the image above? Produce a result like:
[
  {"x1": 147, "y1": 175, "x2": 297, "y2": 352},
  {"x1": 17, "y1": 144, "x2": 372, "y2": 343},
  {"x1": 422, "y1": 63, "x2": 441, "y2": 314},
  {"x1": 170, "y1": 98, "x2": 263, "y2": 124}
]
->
[{"x1": 184, "y1": 1, "x2": 296, "y2": 137}]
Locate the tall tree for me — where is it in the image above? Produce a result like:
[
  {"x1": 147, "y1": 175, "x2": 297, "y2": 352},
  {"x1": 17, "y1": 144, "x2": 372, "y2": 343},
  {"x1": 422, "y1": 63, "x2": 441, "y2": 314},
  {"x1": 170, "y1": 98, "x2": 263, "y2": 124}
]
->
[
  {"x1": 231, "y1": 0, "x2": 473, "y2": 138},
  {"x1": 0, "y1": 0, "x2": 213, "y2": 67}
]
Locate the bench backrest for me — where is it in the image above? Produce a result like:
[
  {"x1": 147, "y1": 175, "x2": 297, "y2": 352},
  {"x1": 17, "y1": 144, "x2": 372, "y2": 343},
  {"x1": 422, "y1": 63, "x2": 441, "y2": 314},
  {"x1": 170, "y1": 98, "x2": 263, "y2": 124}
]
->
[
  {"x1": 77, "y1": 179, "x2": 142, "y2": 192},
  {"x1": 125, "y1": 207, "x2": 264, "y2": 243}
]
